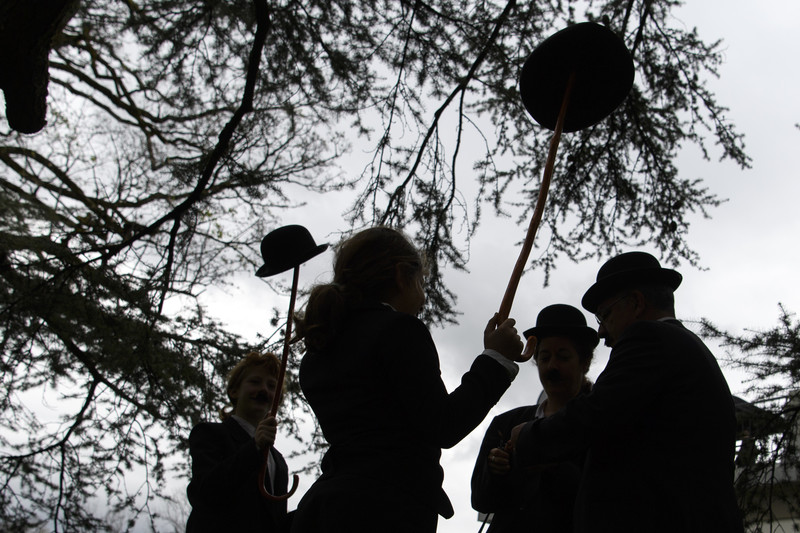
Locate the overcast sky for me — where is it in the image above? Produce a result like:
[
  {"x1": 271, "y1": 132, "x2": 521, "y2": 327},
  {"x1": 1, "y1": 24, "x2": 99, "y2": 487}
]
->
[{"x1": 199, "y1": 0, "x2": 800, "y2": 530}]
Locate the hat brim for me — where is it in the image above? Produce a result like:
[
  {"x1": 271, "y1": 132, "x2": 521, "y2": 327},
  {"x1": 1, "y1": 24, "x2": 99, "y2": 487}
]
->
[
  {"x1": 522, "y1": 325, "x2": 599, "y2": 349},
  {"x1": 520, "y1": 22, "x2": 634, "y2": 132},
  {"x1": 581, "y1": 268, "x2": 682, "y2": 313},
  {"x1": 255, "y1": 243, "x2": 328, "y2": 277}
]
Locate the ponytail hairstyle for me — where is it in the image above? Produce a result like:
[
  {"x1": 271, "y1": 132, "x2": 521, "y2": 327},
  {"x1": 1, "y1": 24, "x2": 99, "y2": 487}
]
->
[
  {"x1": 219, "y1": 351, "x2": 281, "y2": 421},
  {"x1": 296, "y1": 227, "x2": 425, "y2": 352}
]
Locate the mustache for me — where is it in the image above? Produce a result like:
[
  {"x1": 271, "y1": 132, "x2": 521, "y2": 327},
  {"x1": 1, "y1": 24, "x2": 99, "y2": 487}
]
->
[{"x1": 544, "y1": 369, "x2": 562, "y2": 382}]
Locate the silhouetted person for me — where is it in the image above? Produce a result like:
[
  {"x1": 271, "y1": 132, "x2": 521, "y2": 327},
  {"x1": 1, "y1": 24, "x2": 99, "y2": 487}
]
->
[
  {"x1": 187, "y1": 352, "x2": 290, "y2": 532},
  {"x1": 291, "y1": 227, "x2": 527, "y2": 533},
  {"x1": 510, "y1": 252, "x2": 744, "y2": 533},
  {"x1": 472, "y1": 304, "x2": 597, "y2": 533}
]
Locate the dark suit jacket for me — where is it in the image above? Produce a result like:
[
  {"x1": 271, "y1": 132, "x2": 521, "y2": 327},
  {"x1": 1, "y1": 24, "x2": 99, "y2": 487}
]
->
[
  {"x1": 515, "y1": 319, "x2": 743, "y2": 533},
  {"x1": 472, "y1": 405, "x2": 582, "y2": 533},
  {"x1": 186, "y1": 417, "x2": 290, "y2": 533},
  {"x1": 292, "y1": 302, "x2": 512, "y2": 532}
]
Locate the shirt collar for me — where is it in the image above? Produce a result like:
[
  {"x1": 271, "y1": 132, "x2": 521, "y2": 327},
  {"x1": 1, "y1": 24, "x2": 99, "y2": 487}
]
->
[
  {"x1": 535, "y1": 400, "x2": 548, "y2": 419},
  {"x1": 231, "y1": 415, "x2": 256, "y2": 437}
]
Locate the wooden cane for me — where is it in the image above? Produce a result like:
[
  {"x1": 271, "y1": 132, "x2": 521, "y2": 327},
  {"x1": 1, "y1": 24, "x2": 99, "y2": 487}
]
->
[
  {"x1": 258, "y1": 265, "x2": 300, "y2": 501},
  {"x1": 497, "y1": 71, "x2": 576, "y2": 322}
]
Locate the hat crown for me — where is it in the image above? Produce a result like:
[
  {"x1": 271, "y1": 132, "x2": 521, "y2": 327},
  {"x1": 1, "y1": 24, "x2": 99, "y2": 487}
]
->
[
  {"x1": 520, "y1": 22, "x2": 634, "y2": 132},
  {"x1": 596, "y1": 251, "x2": 663, "y2": 282},
  {"x1": 536, "y1": 304, "x2": 589, "y2": 329},
  {"x1": 523, "y1": 304, "x2": 599, "y2": 348}
]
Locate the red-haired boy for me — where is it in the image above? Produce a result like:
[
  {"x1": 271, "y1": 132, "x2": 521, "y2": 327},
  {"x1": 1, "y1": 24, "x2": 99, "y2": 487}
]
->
[{"x1": 187, "y1": 352, "x2": 291, "y2": 532}]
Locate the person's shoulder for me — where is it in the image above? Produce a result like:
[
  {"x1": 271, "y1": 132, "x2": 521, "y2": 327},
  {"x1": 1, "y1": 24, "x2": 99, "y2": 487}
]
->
[
  {"x1": 364, "y1": 303, "x2": 430, "y2": 336},
  {"x1": 191, "y1": 419, "x2": 224, "y2": 430},
  {"x1": 188, "y1": 420, "x2": 227, "y2": 445},
  {"x1": 493, "y1": 405, "x2": 537, "y2": 424},
  {"x1": 190, "y1": 419, "x2": 236, "y2": 438},
  {"x1": 624, "y1": 318, "x2": 686, "y2": 338},
  {"x1": 622, "y1": 319, "x2": 712, "y2": 358},
  {"x1": 190, "y1": 419, "x2": 224, "y2": 431}
]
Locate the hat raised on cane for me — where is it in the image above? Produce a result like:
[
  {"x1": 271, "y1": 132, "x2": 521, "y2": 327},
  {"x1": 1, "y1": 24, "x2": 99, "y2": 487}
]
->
[
  {"x1": 520, "y1": 22, "x2": 635, "y2": 132},
  {"x1": 496, "y1": 23, "x2": 634, "y2": 329},
  {"x1": 254, "y1": 223, "x2": 327, "y2": 501},
  {"x1": 255, "y1": 225, "x2": 328, "y2": 278}
]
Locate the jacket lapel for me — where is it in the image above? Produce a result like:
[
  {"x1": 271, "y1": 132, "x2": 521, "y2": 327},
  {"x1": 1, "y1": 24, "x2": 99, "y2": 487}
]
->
[{"x1": 269, "y1": 447, "x2": 288, "y2": 494}]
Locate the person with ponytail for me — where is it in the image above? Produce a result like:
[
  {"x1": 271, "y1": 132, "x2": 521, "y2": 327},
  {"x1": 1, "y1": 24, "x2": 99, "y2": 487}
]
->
[
  {"x1": 291, "y1": 226, "x2": 527, "y2": 533},
  {"x1": 471, "y1": 304, "x2": 597, "y2": 533},
  {"x1": 186, "y1": 352, "x2": 291, "y2": 532}
]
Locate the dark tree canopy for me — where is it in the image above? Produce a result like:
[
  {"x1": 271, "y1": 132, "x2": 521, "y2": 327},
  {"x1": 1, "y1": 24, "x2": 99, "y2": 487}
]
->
[{"x1": 0, "y1": 0, "x2": 748, "y2": 529}]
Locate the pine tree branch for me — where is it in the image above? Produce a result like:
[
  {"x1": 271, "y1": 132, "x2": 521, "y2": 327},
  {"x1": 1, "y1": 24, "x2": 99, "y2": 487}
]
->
[
  {"x1": 379, "y1": 0, "x2": 517, "y2": 226},
  {"x1": 98, "y1": 0, "x2": 271, "y2": 264}
]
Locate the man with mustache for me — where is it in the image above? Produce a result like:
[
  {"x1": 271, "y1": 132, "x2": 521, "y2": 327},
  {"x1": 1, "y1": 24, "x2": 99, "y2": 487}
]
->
[
  {"x1": 187, "y1": 352, "x2": 291, "y2": 532},
  {"x1": 472, "y1": 304, "x2": 597, "y2": 532},
  {"x1": 509, "y1": 252, "x2": 743, "y2": 533}
]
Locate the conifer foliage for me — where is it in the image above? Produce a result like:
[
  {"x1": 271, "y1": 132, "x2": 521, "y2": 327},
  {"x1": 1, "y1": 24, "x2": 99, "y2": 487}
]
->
[{"x1": 702, "y1": 307, "x2": 800, "y2": 532}]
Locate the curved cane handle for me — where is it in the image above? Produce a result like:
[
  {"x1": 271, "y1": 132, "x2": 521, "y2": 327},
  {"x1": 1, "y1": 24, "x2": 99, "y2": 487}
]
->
[{"x1": 258, "y1": 448, "x2": 300, "y2": 501}]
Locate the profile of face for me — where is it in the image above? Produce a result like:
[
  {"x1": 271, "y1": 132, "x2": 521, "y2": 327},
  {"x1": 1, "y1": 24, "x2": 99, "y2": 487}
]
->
[
  {"x1": 408, "y1": 271, "x2": 425, "y2": 314},
  {"x1": 595, "y1": 292, "x2": 637, "y2": 348},
  {"x1": 231, "y1": 366, "x2": 278, "y2": 424},
  {"x1": 392, "y1": 268, "x2": 426, "y2": 315},
  {"x1": 535, "y1": 336, "x2": 588, "y2": 401}
]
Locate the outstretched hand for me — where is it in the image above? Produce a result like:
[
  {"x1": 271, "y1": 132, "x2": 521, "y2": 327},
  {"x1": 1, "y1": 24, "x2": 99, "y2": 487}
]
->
[{"x1": 484, "y1": 314, "x2": 531, "y2": 362}]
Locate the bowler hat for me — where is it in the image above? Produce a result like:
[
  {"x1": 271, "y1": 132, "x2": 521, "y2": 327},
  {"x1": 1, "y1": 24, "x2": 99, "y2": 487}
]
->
[
  {"x1": 581, "y1": 251, "x2": 682, "y2": 312},
  {"x1": 255, "y1": 225, "x2": 328, "y2": 277},
  {"x1": 519, "y1": 21, "x2": 634, "y2": 132},
  {"x1": 523, "y1": 304, "x2": 599, "y2": 348}
]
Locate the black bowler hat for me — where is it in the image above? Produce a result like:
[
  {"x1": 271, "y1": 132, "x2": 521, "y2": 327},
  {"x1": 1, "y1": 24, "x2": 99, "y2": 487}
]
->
[
  {"x1": 255, "y1": 225, "x2": 328, "y2": 277},
  {"x1": 519, "y1": 22, "x2": 634, "y2": 132},
  {"x1": 523, "y1": 304, "x2": 599, "y2": 348},
  {"x1": 581, "y1": 252, "x2": 682, "y2": 312}
]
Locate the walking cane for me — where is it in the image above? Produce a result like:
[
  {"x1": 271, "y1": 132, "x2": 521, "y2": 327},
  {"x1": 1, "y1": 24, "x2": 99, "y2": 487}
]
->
[
  {"x1": 497, "y1": 22, "x2": 635, "y2": 323},
  {"x1": 254, "y1": 224, "x2": 328, "y2": 501}
]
